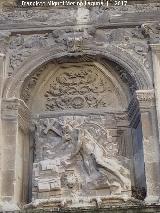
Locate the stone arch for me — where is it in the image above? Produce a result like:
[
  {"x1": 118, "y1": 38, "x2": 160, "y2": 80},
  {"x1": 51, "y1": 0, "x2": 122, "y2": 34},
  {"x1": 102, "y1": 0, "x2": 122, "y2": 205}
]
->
[
  {"x1": 3, "y1": 45, "x2": 153, "y2": 99},
  {"x1": 1, "y1": 46, "x2": 157, "y2": 209}
]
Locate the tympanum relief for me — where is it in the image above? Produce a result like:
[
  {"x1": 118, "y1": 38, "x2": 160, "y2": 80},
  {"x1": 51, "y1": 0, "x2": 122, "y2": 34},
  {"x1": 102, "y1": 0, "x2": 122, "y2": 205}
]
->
[
  {"x1": 44, "y1": 65, "x2": 119, "y2": 110},
  {"x1": 28, "y1": 63, "x2": 127, "y2": 113},
  {"x1": 32, "y1": 116, "x2": 131, "y2": 208}
]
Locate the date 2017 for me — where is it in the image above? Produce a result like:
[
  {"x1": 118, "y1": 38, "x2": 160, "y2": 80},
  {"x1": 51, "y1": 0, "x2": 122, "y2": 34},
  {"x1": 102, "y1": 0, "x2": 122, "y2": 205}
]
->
[{"x1": 113, "y1": 0, "x2": 128, "y2": 6}]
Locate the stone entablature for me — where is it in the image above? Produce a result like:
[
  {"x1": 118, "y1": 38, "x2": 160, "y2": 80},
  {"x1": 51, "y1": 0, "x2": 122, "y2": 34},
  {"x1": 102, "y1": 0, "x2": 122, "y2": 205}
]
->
[{"x1": 3, "y1": 26, "x2": 151, "y2": 76}]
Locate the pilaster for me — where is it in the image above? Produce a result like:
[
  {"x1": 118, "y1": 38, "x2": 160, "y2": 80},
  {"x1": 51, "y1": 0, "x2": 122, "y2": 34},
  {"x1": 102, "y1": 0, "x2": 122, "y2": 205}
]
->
[
  {"x1": 150, "y1": 44, "x2": 160, "y2": 143},
  {"x1": 0, "y1": 54, "x2": 5, "y2": 204},
  {"x1": 0, "y1": 98, "x2": 30, "y2": 211},
  {"x1": 130, "y1": 90, "x2": 160, "y2": 203}
]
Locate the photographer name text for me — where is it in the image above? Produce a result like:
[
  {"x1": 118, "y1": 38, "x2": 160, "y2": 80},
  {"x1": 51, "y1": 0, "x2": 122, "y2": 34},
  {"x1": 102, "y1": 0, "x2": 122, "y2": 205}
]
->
[{"x1": 20, "y1": 0, "x2": 128, "y2": 7}]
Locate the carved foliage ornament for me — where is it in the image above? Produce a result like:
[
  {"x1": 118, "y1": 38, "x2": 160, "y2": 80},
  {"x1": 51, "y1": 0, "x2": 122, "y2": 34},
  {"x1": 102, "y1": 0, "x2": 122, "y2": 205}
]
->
[
  {"x1": 8, "y1": 34, "x2": 50, "y2": 72},
  {"x1": 21, "y1": 64, "x2": 48, "y2": 102},
  {"x1": 44, "y1": 65, "x2": 122, "y2": 110},
  {"x1": 65, "y1": 35, "x2": 83, "y2": 53},
  {"x1": 7, "y1": 26, "x2": 151, "y2": 79},
  {"x1": 8, "y1": 29, "x2": 93, "y2": 73},
  {"x1": 141, "y1": 23, "x2": 160, "y2": 43}
]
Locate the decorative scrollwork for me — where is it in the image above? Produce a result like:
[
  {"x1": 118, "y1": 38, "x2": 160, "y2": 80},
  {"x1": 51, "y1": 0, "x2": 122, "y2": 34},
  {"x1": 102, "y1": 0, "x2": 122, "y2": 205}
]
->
[{"x1": 44, "y1": 65, "x2": 121, "y2": 110}]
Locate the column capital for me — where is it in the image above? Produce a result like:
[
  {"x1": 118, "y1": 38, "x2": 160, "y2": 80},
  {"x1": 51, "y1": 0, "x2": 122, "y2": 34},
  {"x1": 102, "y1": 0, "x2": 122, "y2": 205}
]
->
[
  {"x1": 1, "y1": 98, "x2": 30, "y2": 131},
  {"x1": 129, "y1": 90, "x2": 155, "y2": 110},
  {"x1": 135, "y1": 89, "x2": 155, "y2": 108},
  {"x1": 150, "y1": 44, "x2": 160, "y2": 53},
  {"x1": 128, "y1": 90, "x2": 155, "y2": 127},
  {"x1": 0, "y1": 53, "x2": 5, "y2": 58}
]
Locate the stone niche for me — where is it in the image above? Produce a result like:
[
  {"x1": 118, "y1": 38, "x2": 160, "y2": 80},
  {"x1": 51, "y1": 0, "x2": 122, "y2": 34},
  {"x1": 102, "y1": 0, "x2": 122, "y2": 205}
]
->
[
  {"x1": 21, "y1": 61, "x2": 141, "y2": 209},
  {"x1": 22, "y1": 61, "x2": 136, "y2": 209}
]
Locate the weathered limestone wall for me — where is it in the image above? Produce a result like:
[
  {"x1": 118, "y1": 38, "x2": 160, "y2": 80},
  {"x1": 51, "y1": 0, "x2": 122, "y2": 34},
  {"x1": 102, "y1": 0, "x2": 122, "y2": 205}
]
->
[{"x1": 0, "y1": 1, "x2": 160, "y2": 211}]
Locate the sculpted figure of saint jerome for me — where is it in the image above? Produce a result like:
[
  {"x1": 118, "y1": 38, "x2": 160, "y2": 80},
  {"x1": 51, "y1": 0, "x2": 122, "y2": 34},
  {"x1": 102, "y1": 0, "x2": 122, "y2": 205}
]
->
[{"x1": 62, "y1": 120, "x2": 131, "y2": 193}]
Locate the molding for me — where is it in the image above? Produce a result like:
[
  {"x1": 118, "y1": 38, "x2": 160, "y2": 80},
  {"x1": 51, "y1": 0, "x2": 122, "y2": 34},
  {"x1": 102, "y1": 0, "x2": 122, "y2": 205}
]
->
[
  {"x1": 150, "y1": 44, "x2": 160, "y2": 53},
  {"x1": 3, "y1": 46, "x2": 152, "y2": 99},
  {"x1": 1, "y1": 98, "x2": 30, "y2": 132},
  {"x1": 135, "y1": 89, "x2": 155, "y2": 108},
  {"x1": 0, "y1": 4, "x2": 160, "y2": 30},
  {"x1": 128, "y1": 89, "x2": 155, "y2": 127}
]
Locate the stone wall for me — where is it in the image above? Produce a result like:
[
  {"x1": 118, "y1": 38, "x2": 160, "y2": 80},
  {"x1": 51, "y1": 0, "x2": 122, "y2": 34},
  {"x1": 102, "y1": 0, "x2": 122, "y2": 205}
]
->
[{"x1": 0, "y1": 1, "x2": 160, "y2": 212}]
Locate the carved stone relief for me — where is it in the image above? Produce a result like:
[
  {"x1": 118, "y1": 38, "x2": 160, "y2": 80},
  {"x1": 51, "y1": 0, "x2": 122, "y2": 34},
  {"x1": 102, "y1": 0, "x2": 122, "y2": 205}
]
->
[
  {"x1": 1, "y1": 98, "x2": 30, "y2": 131},
  {"x1": 1, "y1": 2, "x2": 160, "y2": 211},
  {"x1": 7, "y1": 29, "x2": 94, "y2": 74},
  {"x1": 0, "y1": 31, "x2": 10, "y2": 54},
  {"x1": 20, "y1": 56, "x2": 141, "y2": 110},
  {"x1": 3, "y1": 25, "x2": 154, "y2": 93},
  {"x1": 8, "y1": 33, "x2": 56, "y2": 72},
  {"x1": 43, "y1": 64, "x2": 124, "y2": 111},
  {"x1": 31, "y1": 114, "x2": 131, "y2": 207},
  {"x1": 0, "y1": 3, "x2": 159, "y2": 25},
  {"x1": 0, "y1": 5, "x2": 159, "y2": 80},
  {"x1": 21, "y1": 64, "x2": 48, "y2": 103},
  {"x1": 142, "y1": 22, "x2": 160, "y2": 44},
  {"x1": 95, "y1": 27, "x2": 152, "y2": 75},
  {"x1": 105, "y1": 60, "x2": 138, "y2": 95},
  {"x1": 0, "y1": 8, "x2": 77, "y2": 25},
  {"x1": 135, "y1": 89, "x2": 155, "y2": 108}
]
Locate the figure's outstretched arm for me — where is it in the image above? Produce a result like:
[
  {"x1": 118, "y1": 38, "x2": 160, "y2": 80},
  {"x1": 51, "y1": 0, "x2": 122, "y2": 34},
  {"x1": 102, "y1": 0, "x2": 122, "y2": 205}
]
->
[{"x1": 70, "y1": 128, "x2": 82, "y2": 158}]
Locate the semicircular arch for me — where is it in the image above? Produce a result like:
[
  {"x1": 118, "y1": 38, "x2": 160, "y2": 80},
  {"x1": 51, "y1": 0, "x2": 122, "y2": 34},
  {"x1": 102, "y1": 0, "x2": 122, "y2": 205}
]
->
[{"x1": 3, "y1": 45, "x2": 153, "y2": 99}]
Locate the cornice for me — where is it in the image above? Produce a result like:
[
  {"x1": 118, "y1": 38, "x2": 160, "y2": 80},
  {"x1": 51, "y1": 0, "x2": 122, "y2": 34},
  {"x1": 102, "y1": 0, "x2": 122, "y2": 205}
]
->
[{"x1": 0, "y1": 4, "x2": 159, "y2": 31}]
